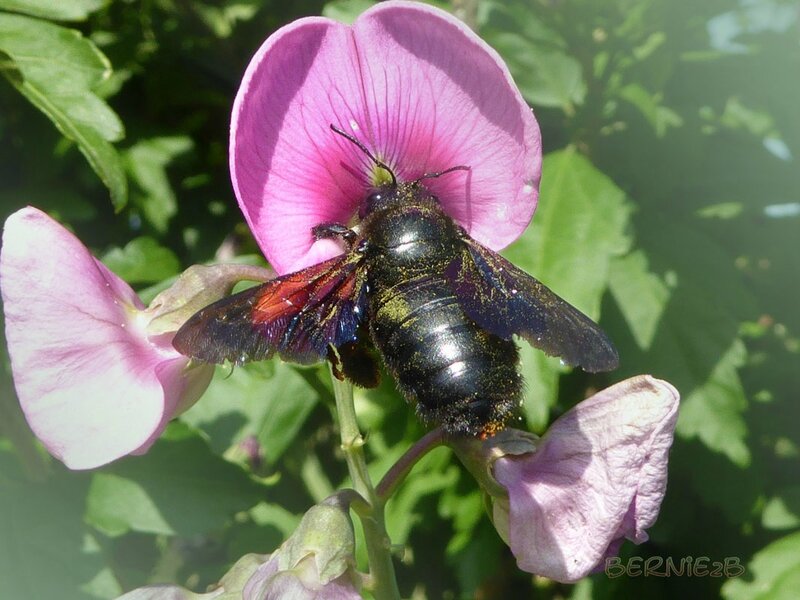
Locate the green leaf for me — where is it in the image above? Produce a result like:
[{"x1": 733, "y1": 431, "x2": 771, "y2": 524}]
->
[
  {"x1": 625, "y1": 218, "x2": 757, "y2": 466},
  {"x1": 609, "y1": 250, "x2": 671, "y2": 351},
  {"x1": 480, "y1": 0, "x2": 584, "y2": 110},
  {"x1": 322, "y1": 0, "x2": 376, "y2": 24},
  {"x1": 0, "y1": 452, "x2": 111, "y2": 600},
  {"x1": 762, "y1": 487, "x2": 800, "y2": 530},
  {"x1": 0, "y1": 13, "x2": 126, "y2": 207},
  {"x1": 191, "y1": 1, "x2": 262, "y2": 38},
  {"x1": 124, "y1": 136, "x2": 193, "y2": 232},
  {"x1": 180, "y1": 361, "x2": 321, "y2": 464},
  {"x1": 85, "y1": 423, "x2": 266, "y2": 537},
  {"x1": 722, "y1": 532, "x2": 800, "y2": 600},
  {"x1": 618, "y1": 83, "x2": 683, "y2": 137},
  {"x1": 101, "y1": 237, "x2": 181, "y2": 284},
  {"x1": 677, "y1": 340, "x2": 750, "y2": 467},
  {"x1": 383, "y1": 449, "x2": 459, "y2": 546},
  {"x1": 486, "y1": 31, "x2": 585, "y2": 110},
  {"x1": 503, "y1": 149, "x2": 631, "y2": 425},
  {"x1": 0, "y1": 0, "x2": 105, "y2": 21}
]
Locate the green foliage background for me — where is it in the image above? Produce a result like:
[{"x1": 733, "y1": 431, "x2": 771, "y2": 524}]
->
[{"x1": 1, "y1": 0, "x2": 798, "y2": 598}]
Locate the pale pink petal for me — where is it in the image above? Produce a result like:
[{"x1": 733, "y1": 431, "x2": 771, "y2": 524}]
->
[
  {"x1": 493, "y1": 376, "x2": 679, "y2": 583},
  {"x1": 231, "y1": 1, "x2": 540, "y2": 273},
  {"x1": 0, "y1": 207, "x2": 199, "y2": 469}
]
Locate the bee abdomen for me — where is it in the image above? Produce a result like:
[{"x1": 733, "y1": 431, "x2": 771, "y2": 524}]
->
[{"x1": 370, "y1": 279, "x2": 522, "y2": 436}]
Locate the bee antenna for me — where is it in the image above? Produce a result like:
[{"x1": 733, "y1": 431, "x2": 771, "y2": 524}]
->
[
  {"x1": 415, "y1": 164, "x2": 471, "y2": 184},
  {"x1": 330, "y1": 124, "x2": 397, "y2": 187}
]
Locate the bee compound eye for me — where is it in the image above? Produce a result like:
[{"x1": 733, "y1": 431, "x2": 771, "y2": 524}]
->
[{"x1": 367, "y1": 191, "x2": 383, "y2": 205}]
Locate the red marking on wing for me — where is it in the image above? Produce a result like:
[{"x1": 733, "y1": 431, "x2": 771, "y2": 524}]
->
[{"x1": 250, "y1": 255, "x2": 356, "y2": 325}]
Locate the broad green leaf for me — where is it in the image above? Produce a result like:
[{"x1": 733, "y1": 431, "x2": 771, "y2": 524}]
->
[
  {"x1": 0, "y1": 0, "x2": 105, "y2": 21},
  {"x1": 0, "y1": 452, "x2": 109, "y2": 600},
  {"x1": 101, "y1": 237, "x2": 181, "y2": 284},
  {"x1": 85, "y1": 423, "x2": 266, "y2": 537},
  {"x1": 677, "y1": 340, "x2": 750, "y2": 466},
  {"x1": 503, "y1": 149, "x2": 631, "y2": 425},
  {"x1": 722, "y1": 532, "x2": 800, "y2": 600},
  {"x1": 625, "y1": 217, "x2": 757, "y2": 466},
  {"x1": 0, "y1": 13, "x2": 126, "y2": 207},
  {"x1": 486, "y1": 31, "x2": 585, "y2": 110},
  {"x1": 609, "y1": 250, "x2": 671, "y2": 351},
  {"x1": 480, "y1": 1, "x2": 583, "y2": 110},
  {"x1": 124, "y1": 136, "x2": 193, "y2": 232},
  {"x1": 180, "y1": 361, "x2": 321, "y2": 464}
]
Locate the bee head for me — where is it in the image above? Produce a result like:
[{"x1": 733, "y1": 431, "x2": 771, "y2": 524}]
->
[{"x1": 329, "y1": 123, "x2": 470, "y2": 217}]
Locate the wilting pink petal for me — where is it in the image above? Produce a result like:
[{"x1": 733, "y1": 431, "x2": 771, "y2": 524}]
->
[
  {"x1": 493, "y1": 376, "x2": 679, "y2": 583},
  {"x1": 231, "y1": 1, "x2": 541, "y2": 273},
  {"x1": 0, "y1": 207, "x2": 212, "y2": 469}
]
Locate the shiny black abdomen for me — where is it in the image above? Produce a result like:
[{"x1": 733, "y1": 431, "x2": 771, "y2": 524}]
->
[{"x1": 363, "y1": 199, "x2": 522, "y2": 435}]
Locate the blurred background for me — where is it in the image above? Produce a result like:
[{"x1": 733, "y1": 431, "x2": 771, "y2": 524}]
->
[{"x1": 1, "y1": 0, "x2": 798, "y2": 598}]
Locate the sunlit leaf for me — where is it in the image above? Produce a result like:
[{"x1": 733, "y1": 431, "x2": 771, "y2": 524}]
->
[
  {"x1": 617, "y1": 83, "x2": 683, "y2": 137},
  {"x1": 487, "y1": 32, "x2": 585, "y2": 110},
  {"x1": 0, "y1": 13, "x2": 126, "y2": 207},
  {"x1": 124, "y1": 136, "x2": 193, "y2": 233},
  {"x1": 762, "y1": 487, "x2": 800, "y2": 530},
  {"x1": 0, "y1": 0, "x2": 104, "y2": 21},
  {"x1": 180, "y1": 361, "x2": 321, "y2": 464},
  {"x1": 625, "y1": 217, "x2": 756, "y2": 466},
  {"x1": 609, "y1": 250, "x2": 671, "y2": 351},
  {"x1": 722, "y1": 532, "x2": 800, "y2": 600},
  {"x1": 101, "y1": 237, "x2": 181, "y2": 284}
]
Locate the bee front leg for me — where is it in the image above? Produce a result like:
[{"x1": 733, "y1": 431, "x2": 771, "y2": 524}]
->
[{"x1": 312, "y1": 222, "x2": 357, "y2": 247}]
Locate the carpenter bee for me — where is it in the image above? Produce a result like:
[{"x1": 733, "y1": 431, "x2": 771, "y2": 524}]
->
[{"x1": 173, "y1": 126, "x2": 619, "y2": 437}]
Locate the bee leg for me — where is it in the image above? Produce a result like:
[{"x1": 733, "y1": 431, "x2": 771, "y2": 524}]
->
[{"x1": 312, "y1": 222, "x2": 357, "y2": 247}]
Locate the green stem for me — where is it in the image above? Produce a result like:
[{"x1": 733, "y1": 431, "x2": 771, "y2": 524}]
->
[
  {"x1": 329, "y1": 368, "x2": 400, "y2": 600},
  {"x1": 376, "y1": 428, "x2": 445, "y2": 502}
]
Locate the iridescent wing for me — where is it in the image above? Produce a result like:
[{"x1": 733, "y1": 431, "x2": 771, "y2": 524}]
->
[
  {"x1": 173, "y1": 253, "x2": 368, "y2": 367},
  {"x1": 445, "y1": 238, "x2": 619, "y2": 372}
]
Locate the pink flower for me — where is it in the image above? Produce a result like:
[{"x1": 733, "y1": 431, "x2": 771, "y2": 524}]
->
[
  {"x1": 0, "y1": 207, "x2": 214, "y2": 470},
  {"x1": 230, "y1": 0, "x2": 541, "y2": 273},
  {"x1": 490, "y1": 376, "x2": 680, "y2": 582}
]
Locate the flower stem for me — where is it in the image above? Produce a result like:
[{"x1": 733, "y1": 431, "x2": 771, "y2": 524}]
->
[
  {"x1": 376, "y1": 428, "x2": 445, "y2": 502},
  {"x1": 329, "y1": 368, "x2": 400, "y2": 600}
]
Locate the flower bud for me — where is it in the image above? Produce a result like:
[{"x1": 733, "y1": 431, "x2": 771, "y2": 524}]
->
[{"x1": 243, "y1": 494, "x2": 361, "y2": 600}]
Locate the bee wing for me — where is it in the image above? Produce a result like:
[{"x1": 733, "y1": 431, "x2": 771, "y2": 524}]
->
[
  {"x1": 445, "y1": 239, "x2": 619, "y2": 372},
  {"x1": 173, "y1": 253, "x2": 368, "y2": 366}
]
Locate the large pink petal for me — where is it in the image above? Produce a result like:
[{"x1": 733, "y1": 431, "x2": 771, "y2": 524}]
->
[
  {"x1": 231, "y1": 1, "x2": 540, "y2": 273},
  {"x1": 493, "y1": 376, "x2": 679, "y2": 582},
  {"x1": 0, "y1": 207, "x2": 185, "y2": 469}
]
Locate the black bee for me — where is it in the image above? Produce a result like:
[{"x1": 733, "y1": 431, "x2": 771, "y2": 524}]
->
[{"x1": 173, "y1": 125, "x2": 619, "y2": 437}]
